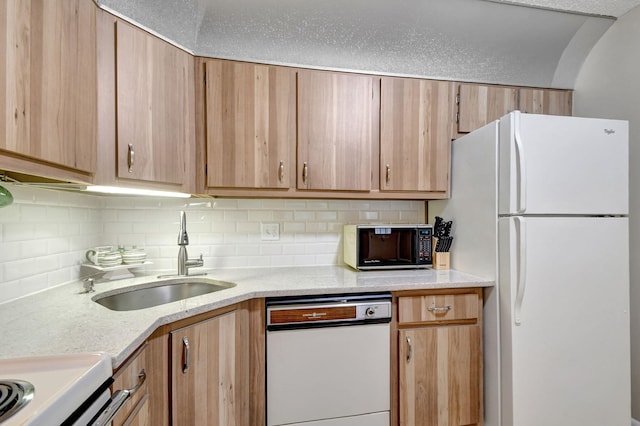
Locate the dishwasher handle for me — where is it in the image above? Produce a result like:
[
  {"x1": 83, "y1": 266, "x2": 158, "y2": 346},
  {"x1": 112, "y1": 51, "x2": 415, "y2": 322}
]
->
[{"x1": 91, "y1": 369, "x2": 146, "y2": 426}]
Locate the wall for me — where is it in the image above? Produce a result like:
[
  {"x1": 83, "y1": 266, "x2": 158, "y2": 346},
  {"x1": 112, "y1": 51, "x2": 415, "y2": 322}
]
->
[
  {"x1": 573, "y1": 5, "x2": 640, "y2": 419},
  {"x1": 0, "y1": 184, "x2": 425, "y2": 304}
]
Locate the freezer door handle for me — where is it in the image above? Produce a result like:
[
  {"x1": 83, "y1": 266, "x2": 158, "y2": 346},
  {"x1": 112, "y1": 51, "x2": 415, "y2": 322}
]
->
[
  {"x1": 514, "y1": 113, "x2": 527, "y2": 214},
  {"x1": 514, "y1": 217, "x2": 527, "y2": 325}
]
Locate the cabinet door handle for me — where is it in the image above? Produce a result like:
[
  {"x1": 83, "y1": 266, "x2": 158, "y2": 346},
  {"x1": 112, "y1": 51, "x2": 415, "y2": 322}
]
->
[
  {"x1": 182, "y1": 336, "x2": 190, "y2": 373},
  {"x1": 406, "y1": 335, "x2": 413, "y2": 362},
  {"x1": 427, "y1": 305, "x2": 452, "y2": 314},
  {"x1": 279, "y1": 161, "x2": 285, "y2": 183},
  {"x1": 302, "y1": 162, "x2": 308, "y2": 184},
  {"x1": 127, "y1": 144, "x2": 135, "y2": 173},
  {"x1": 385, "y1": 164, "x2": 391, "y2": 184}
]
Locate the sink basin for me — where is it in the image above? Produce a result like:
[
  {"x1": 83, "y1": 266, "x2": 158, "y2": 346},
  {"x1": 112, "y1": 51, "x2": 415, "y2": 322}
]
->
[{"x1": 93, "y1": 277, "x2": 236, "y2": 311}]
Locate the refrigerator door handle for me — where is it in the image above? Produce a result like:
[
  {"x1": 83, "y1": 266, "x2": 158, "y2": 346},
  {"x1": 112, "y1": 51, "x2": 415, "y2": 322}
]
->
[
  {"x1": 514, "y1": 113, "x2": 527, "y2": 214},
  {"x1": 514, "y1": 217, "x2": 527, "y2": 325}
]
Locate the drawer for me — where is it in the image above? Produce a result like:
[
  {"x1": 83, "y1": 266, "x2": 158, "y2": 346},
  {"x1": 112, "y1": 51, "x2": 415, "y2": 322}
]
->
[
  {"x1": 398, "y1": 293, "x2": 479, "y2": 324},
  {"x1": 112, "y1": 344, "x2": 148, "y2": 426}
]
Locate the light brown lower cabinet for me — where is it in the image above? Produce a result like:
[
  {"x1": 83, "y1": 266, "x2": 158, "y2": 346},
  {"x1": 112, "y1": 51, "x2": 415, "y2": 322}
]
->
[
  {"x1": 111, "y1": 344, "x2": 150, "y2": 426},
  {"x1": 395, "y1": 289, "x2": 483, "y2": 426},
  {"x1": 117, "y1": 300, "x2": 264, "y2": 426},
  {"x1": 170, "y1": 308, "x2": 250, "y2": 426}
]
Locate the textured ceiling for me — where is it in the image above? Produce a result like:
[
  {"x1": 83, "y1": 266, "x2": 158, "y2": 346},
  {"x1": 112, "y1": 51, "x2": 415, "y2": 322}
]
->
[
  {"x1": 98, "y1": 0, "x2": 638, "y2": 89},
  {"x1": 491, "y1": 0, "x2": 640, "y2": 17}
]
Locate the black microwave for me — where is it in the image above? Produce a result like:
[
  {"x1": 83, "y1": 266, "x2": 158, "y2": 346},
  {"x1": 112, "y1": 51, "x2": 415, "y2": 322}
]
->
[{"x1": 343, "y1": 224, "x2": 433, "y2": 270}]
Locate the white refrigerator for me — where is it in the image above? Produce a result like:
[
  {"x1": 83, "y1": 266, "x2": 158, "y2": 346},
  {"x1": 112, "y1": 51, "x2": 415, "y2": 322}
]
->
[{"x1": 429, "y1": 111, "x2": 631, "y2": 426}]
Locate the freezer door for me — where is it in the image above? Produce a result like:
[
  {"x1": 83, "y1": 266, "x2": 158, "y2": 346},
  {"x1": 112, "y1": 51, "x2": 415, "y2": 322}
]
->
[
  {"x1": 498, "y1": 216, "x2": 630, "y2": 426},
  {"x1": 498, "y1": 112, "x2": 628, "y2": 215}
]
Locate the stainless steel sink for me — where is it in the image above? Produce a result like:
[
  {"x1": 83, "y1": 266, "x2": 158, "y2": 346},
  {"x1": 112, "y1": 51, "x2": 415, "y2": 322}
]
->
[{"x1": 93, "y1": 278, "x2": 236, "y2": 311}]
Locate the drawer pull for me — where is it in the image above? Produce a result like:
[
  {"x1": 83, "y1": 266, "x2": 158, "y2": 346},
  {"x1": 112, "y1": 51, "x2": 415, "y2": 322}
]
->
[
  {"x1": 385, "y1": 164, "x2": 391, "y2": 184},
  {"x1": 91, "y1": 369, "x2": 146, "y2": 426},
  {"x1": 406, "y1": 336, "x2": 413, "y2": 362},
  {"x1": 427, "y1": 305, "x2": 452, "y2": 314},
  {"x1": 278, "y1": 161, "x2": 285, "y2": 183},
  {"x1": 302, "y1": 162, "x2": 308, "y2": 184},
  {"x1": 182, "y1": 336, "x2": 190, "y2": 373},
  {"x1": 302, "y1": 312, "x2": 326, "y2": 319}
]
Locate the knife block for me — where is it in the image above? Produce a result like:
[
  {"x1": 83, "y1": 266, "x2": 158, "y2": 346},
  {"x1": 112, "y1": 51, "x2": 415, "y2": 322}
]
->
[
  {"x1": 432, "y1": 237, "x2": 451, "y2": 269},
  {"x1": 433, "y1": 252, "x2": 450, "y2": 270}
]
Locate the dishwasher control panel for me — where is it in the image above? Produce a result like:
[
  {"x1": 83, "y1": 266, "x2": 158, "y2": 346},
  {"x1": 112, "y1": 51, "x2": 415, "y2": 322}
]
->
[{"x1": 266, "y1": 293, "x2": 392, "y2": 330}]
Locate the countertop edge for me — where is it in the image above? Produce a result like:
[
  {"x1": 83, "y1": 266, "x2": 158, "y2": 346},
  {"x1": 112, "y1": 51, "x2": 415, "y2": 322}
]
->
[{"x1": 0, "y1": 265, "x2": 494, "y2": 369}]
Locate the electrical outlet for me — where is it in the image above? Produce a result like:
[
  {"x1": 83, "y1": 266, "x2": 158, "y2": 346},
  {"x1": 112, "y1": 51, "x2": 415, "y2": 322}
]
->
[{"x1": 261, "y1": 223, "x2": 280, "y2": 241}]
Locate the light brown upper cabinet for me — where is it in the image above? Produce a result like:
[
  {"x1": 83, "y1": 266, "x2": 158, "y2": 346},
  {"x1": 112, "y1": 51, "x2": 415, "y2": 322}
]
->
[
  {"x1": 457, "y1": 83, "x2": 518, "y2": 134},
  {"x1": 0, "y1": 0, "x2": 97, "y2": 180},
  {"x1": 297, "y1": 69, "x2": 379, "y2": 192},
  {"x1": 457, "y1": 83, "x2": 573, "y2": 135},
  {"x1": 114, "y1": 20, "x2": 195, "y2": 187},
  {"x1": 380, "y1": 78, "x2": 455, "y2": 193},
  {"x1": 518, "y1": 87, "x2": 572, "y2": 115},
  {"x1": 204, "y1": 59, "x2": 296, "y2": 190}
]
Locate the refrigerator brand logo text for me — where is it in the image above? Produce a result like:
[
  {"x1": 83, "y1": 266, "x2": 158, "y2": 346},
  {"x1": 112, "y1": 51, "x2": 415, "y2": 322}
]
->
[{"x1": 604, "y1": 129, "x2": 616, "y2": 135}]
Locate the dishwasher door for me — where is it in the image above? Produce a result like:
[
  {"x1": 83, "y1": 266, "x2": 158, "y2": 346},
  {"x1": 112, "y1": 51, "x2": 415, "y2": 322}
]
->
[{"x1": 266, "y1": 322, "x2": 390, "y2": 426}]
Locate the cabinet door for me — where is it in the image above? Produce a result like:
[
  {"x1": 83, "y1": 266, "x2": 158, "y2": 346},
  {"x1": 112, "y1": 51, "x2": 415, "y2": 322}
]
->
[
  {"x1": 0, "y1": 0, "x2": 97, "y2": 173},
  {"x1": 205, "y1": 60, "x2": 295, "y2": 189},
  {"x1": 457, "y1": 83, "x2": 517, "y2": 134},
  {"x1": 380, "y1": 78, "x2": 454, "y2": 192},
  {"x1": 297, "y1": 69, "x2": 378, "y2": 191},
  {"x1": 399, "y1": 325, "x2": 482, "y2": 426},
  {"x1": 116, "y1": 20, "x2": 193, "y2": 185},
  {"x1": 518, "y1": 88, "x2": 572, "y2": 116},
  {"x1": 171, "y1": 310, "x2": 249, "y2": 426}
]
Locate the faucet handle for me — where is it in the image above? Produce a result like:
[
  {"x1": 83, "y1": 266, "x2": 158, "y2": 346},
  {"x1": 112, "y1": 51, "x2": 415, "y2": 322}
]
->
[{"x1": 178, "y1": 211, "x2": 189, "y2": 245}]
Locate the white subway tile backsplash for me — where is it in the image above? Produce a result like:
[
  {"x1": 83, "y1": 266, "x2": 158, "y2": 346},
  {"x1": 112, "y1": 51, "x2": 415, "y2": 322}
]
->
[
  {"x1": 47, "y1": 237, "x2": 71, "y2": 254},
  {"x1": 294, "y1": 211, "x2": 315, "y2": 221},
  {"x1": 304, "y1": 223, "x2": 325, "y2": 233},
  {"x1": 284, "y1": 223, "x2": 306, "y2": 233},
  {"x1": 2, "y1": 242, "x2": 21, "y2": 262},
  {"x1": 0, "y1": 185, "x2": 424, "y2": 303},
  {"x1": 248, "y1": 210, "x2": 274, "y2": 222},
  {"x1": 316, "y1": 211, "x2": 337, "y2": 221},
  {"x1": 4, "y1": 223, "x2": 37, "y2": 242}
]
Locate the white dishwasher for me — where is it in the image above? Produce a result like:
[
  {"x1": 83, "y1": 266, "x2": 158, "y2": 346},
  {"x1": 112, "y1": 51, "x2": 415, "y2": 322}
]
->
[{"x1": 266, "y1": 293, "x2": 391, "y2": 426}]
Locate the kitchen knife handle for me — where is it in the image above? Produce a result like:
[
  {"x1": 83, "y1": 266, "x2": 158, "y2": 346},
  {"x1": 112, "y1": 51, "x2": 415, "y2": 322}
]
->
[
  {"x1": 302, "y1": 162, "x2": 308, "y2": 184},
  {"x1": 406, "y1": 335, "x2": 413, "y2": 362},
  {"x1": 127, "y1": 144, "x2": 135, "y2": 173},
  {"x1": 514, "y1": 113, "x2": 527, "y2": 214},
  {"x1": 514, "y1": 217, "x2": 527, "y2": 325},
  {"x1": 182, "y1": 336, "x2": 190, "y2": 373},
  {"x1": 278, "y1": 161, "x2": 285, "y2": 183}
]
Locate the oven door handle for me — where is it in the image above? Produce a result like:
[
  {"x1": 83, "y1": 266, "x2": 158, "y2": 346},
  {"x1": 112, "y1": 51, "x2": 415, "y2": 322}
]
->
[{"x1": 91, "y1": 369, "x2": 146, "y2": 426}]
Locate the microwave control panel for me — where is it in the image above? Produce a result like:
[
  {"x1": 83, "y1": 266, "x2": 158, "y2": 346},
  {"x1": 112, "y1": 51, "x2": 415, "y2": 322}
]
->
[{"x1": 418, "y1": 228, "x2": 433, "y2": 264}]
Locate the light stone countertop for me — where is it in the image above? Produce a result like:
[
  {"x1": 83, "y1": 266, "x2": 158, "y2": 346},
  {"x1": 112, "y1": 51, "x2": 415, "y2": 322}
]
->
[{"x1": 0, "y1": 265, "x2": 493, "y2": 368}]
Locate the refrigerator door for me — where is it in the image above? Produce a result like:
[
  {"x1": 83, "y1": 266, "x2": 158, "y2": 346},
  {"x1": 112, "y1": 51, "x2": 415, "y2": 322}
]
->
[
  {"x1": 498, "y1": 112, "x2": 628, "y2": 215},
  {"x1": 498, "y1": 216, "x2": 630, "y2": 426}
]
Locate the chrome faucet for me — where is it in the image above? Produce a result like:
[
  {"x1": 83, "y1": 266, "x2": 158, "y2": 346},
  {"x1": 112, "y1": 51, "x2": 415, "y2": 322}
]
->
[{"x1": 176, "y1": 211, "x2": 204, "y2": 276}]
